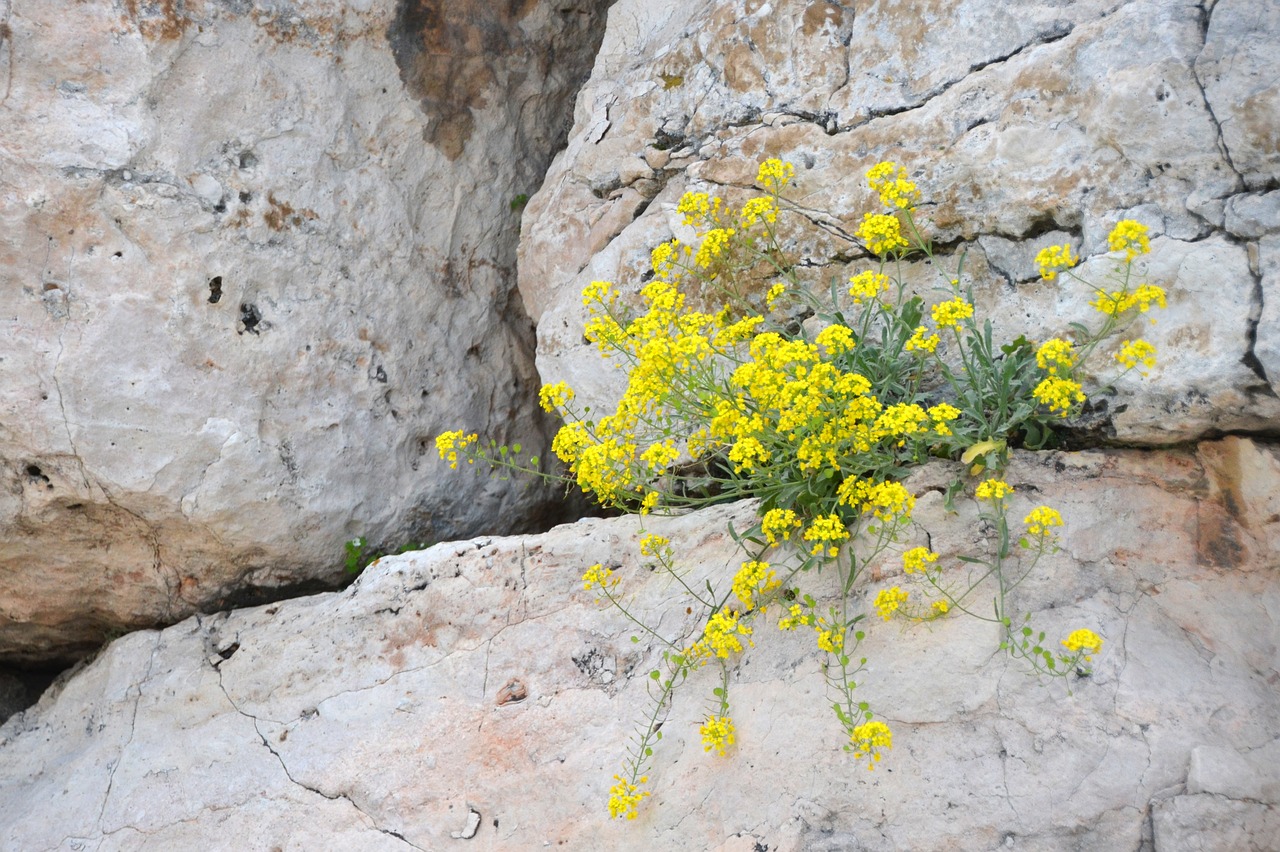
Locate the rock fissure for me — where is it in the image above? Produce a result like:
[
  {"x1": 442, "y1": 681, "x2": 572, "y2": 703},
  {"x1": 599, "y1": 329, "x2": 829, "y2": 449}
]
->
[{"x1": 96, "y1": 634, "x2": 160, "y2": 834}]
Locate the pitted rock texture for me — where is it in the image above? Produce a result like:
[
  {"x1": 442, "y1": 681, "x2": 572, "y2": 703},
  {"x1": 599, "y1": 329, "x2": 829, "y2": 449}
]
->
[
  {"x1": 2, "y1": 438, "x2": 1277, "y2": 850},
  {"x1": 0, "y1": 0, "x2": 611, "y2": 664},
  {"x1": 518, "y1": 0, "x2": 1280, "y2": 445}
]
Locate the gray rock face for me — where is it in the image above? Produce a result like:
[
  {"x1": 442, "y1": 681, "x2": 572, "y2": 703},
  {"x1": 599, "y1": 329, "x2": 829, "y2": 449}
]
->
[
  {"x1": 2, "y1": 439, "x2": 1277, "y2": 849},
  {"x1": 0, "y1": 0, "x2": 611, "y2": 664},
  {"x1": 518, "y1": 0, "x2": 1280, "y2": 446}
]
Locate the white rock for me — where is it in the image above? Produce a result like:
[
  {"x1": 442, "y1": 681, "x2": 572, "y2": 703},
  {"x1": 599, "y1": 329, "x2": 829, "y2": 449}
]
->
[
  {"x1": 518, "y1": 0, "x2": 1280, "y2": 446},
  {"x1": 2, "y1": 441, "x2": 1278, "y2": 849},
  {"x1": 0, "y1": 0, "x2": 613, "y2": 663}
]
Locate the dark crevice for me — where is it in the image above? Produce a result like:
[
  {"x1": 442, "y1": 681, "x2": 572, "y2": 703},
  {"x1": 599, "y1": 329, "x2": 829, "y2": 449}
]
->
[{"x1": 845, "y1": 21, "x2": 1076, "y2": 131}]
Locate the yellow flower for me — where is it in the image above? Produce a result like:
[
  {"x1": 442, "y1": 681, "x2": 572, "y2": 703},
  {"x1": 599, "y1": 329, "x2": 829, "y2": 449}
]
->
[
  {"x1": 902, "y1": 546, "x2": 938, "y2": 574},
  {"x1": 874, "y1": 586, "x2": 908, "y2": 620},
  {"x1": 905, "y1": 325, "x2": 940, "y2": 354},
  {"x1": 975, "y1": 478, "x2": 1014, "y2": 502},
  {"x1": 581, "y1": 280, "x2": 615, "y2": 307},
  {"x1": 538, "y1": 381, "x2": 575, "y2": 413},
  {"x1": 761, "y1": 508, "x2": 802, "y2": 546},
  {"x1": 848, "y1": 270, "x2": 891, "y2": 305},
  {"x1": 582, "y1": 563, "x2": 617, "y2": 591},
  {"x1": 1061, "y1": 628, "x2": 1103, "y2": 660},
  {"x1": 765, "y1": 282, "x2": 787, "y2": 309},
  {"x1": 866, "y1": 161, "x2": 919, "y2": 210},
  {"x1": 778, "y1": 603, "x2": 812, "y2": 631},
  {"x1": 1036, "y1": 338, "x2": 1076, "y2": 374},
  {"x1": 1024, "y1": 505, "x2": 1064, "y2": 537},
  {"x1": 1032, "y1": 375, "x2": 1085, "y2": 414},
  {"x1": 931, "y1": 599, "x2": 950, "y2": 615},
  {"x1": 740, "y1": 196, "x2": 778, "y2": 227},
  {"x1": 816, "y1": 619, "x2": 844, "y2": 653},
  {"x1": 677, "y1": 191, "x2": 722, "y2": 227},
  {"x1": 639, "y1": 440, "x2": 680, "y2": 471},
  {"x1": 650, "y1": 239, "x2": 682, "y2": 280},
  {"x1": 931, "y1": 297, "x2": 974, "y2": 331},
  {"x1": 607, "y1": 775, "x2": 650, "y2": 820},
  {"x1": 732, "y1": 559, "x2": 780, "y2": 611},
  {"x1": 700, "y1": 715, "x2": 736, "y2": 756},
  {"x1": 1115, "y1": 339, "x2": 1157, "y2": 373},
  {"x1": 816, "y1": 324, "x2": 856, "y2": 355},
  {"x1": 1108, "y1": 219, "x2": 1150, "y2": 262},
  {"x1": 1035, "y1": 244, "x2": 1077, "y2": 280},
  {"x1": 803, "y1": 513, "x2": 850, "y2": 557},
  {"x1": 856, "y1": 213, "x2": 909, "y2": 255},
  {"x1": 639, "y1": 534, "x2": 671, "y2": 560},
  {"x1": 927, "y1": 403, "x2": 961, "y2": 435},
  {"x1": 850, "y1": 720, "x2": 892, "y2": 768},
  {"x1": 756, "y1": 158, "x2": 795, "y2": 192},
  {"x1": 686, "y1": 609, "x2": 754, "y2": 663},
  {"x1": 434, "y1": 430, "x2": 478, "y2": 469},
  {"x1": 695, "y1": 227, "x2": 735, "y2": 268}
]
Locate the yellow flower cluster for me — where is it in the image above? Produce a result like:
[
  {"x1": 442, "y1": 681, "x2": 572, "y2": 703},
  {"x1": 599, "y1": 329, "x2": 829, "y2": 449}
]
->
[
  {"x1": 857, "y1": 212, "x2": 909, "y2": 255},
  {"x1": 761, "y1": 508, "x2": 802, "y2": 545},
  {"x1": 435, "y1": 430, "x2": 478, "y2": 469},
  {"x1": 816, "y1": 617, "x2": 844, "y2": 653},
  {"x1": 803, "y1": 513, "x2": 850, "y2": 556},
  {"x1": 1115, "y1": 339, "x2": 1157, "y2": 373},
  {"x1": 1024, "y1": 506, "x2": 1064, "y2": 536},
  {"x1": 740, "y1": 196, "x2": 778, "y2": 227},
  {"x1": 732, "y1": 559, "x2": 780, "y2": 610},
  {"x1": 1036, "y1": 339, "x2": 1076, "y2": 374},
  {"x1": 695, "y1": 227, "x2": 736, "y2": 268},
  {"x1": 848, "y1": 270, "x2": 890, "y2": 304},
  {"x1": 1035, "y1": 244, "x2": 1077, "y2": 280},
  {"x1": 866, "y1": 161, "x2": 919, "y2": 209},
  {"x1": 1108, "y1": 219, "x2": 1150, "y2": 261},
  {"x1": 931, "y1": 297, "x2": 974, "y2": 331},
  {"x1": 639, "y1": 533, "x2": 672, "y2": 560},
  {"x1": 1032, "y1": 375, "x2": 1085, "y2": 414},
  {"x1": 677, "y1": 191, "x2": 722, "y2": 227},
  {"x1": 975, "y1": 478, "x2": 1014, "y2": 502},
  {"x1": 756, "y1": 158, "x2": 795, "y2": 192},
  {"x1": 777, "y1": 603, "x2": 813, "y2": 631},
  {"x1": 582, "y1": 563, "x2": 618, "y2": 591},
  {"x1": 608, "y1": 775, "x2": 650, "y2": 820},
  {"x1": 874, "y1": 586, "x2": 909, "y2": 620},
  {"x1": 838, "y1": 478, "x2": 916, "y2": 521},
  {"x1": 850, "y1": 720, "x2": 892, "y2": 769},
  {"x1": 1091, "y1": 283, "x2": 1167, "y2": 317},
  {"x1": 905, "y1": 325, "x2": 940, "y2": 354},
  {"x1": 699, "y1": 715, "x2": 736, "y2": 756},
  {"x1": 902, "y1": 546, "x2": 939, "y2": 574},
  {"x1": 539, "y1": 381, "x2": 575, "y2": 413},
  {"x1": 815, "y1": 324, "x2": 855, "y2": 355},
  {"x1": 686, "y1": 609, "x2": 753, "y2": 664},
  {"x1": 1061, "y1": 628, "x2": 1103, "y2": 660},
  {"x1": 765, "y1": 282, "x2": 787, "y2": 309}
]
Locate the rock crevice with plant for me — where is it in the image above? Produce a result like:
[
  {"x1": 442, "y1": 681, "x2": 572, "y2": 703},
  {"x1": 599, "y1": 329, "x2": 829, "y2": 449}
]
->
[{"x1": 439, "y1": 158, "x2": 1166, "y2": 817}]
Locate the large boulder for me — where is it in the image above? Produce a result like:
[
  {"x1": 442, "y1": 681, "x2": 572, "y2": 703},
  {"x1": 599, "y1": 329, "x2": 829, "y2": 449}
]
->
[
  {"x1": 519, "y1": 0, "x2": 1280, "y2": 444},
  {"x1": 1, "y1": 438, "x2": 1277, "y2": 849},
  {"x1": 0, "y1": 0, "x2": 611, "y2": 665}
]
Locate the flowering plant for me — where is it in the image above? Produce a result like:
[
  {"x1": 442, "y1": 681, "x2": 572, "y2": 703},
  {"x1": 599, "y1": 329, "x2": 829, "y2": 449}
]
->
[{"x1": 437, "y1": 159, "x2": 1163, "y2": 819}]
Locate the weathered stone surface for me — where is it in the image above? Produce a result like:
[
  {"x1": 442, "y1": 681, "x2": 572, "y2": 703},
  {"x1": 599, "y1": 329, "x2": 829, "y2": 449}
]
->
[
  {"x1": 519, "y1": 0, "x2": 1280, "y2": 446},
  {"x1": 0, "y1": 0, "x2": 610, "y2": 664},
  {"x1": 2, "y1": 439, "x2": 1277, "y2": 849}
]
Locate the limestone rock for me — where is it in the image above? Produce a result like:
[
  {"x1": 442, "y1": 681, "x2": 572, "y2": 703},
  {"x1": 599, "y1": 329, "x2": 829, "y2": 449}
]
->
[
  {"x1": 518, "y1": 0, "x2": 1280, "y2": 446},
  {"x1": 2, "y1": 439, "x2": 1278, "y2": 849},
  {"x1": 0, "y1": 0, "x2": 611, "y2": 664}
]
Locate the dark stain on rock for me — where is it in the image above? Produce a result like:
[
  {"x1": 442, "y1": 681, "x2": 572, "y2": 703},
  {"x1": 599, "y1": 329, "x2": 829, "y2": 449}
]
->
[
  {"x1": 263, "y1": 192, "x2": 316, "y2": 231},
  {"x1": 123, "y1": 0, "x2": 192, "y2": 41},
  {"x1": 386, "y1": 0, "x2": 542, "y2": 160},
  {"x1": 496, "y1": 677, "x2": 527, "y2": 705}
]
